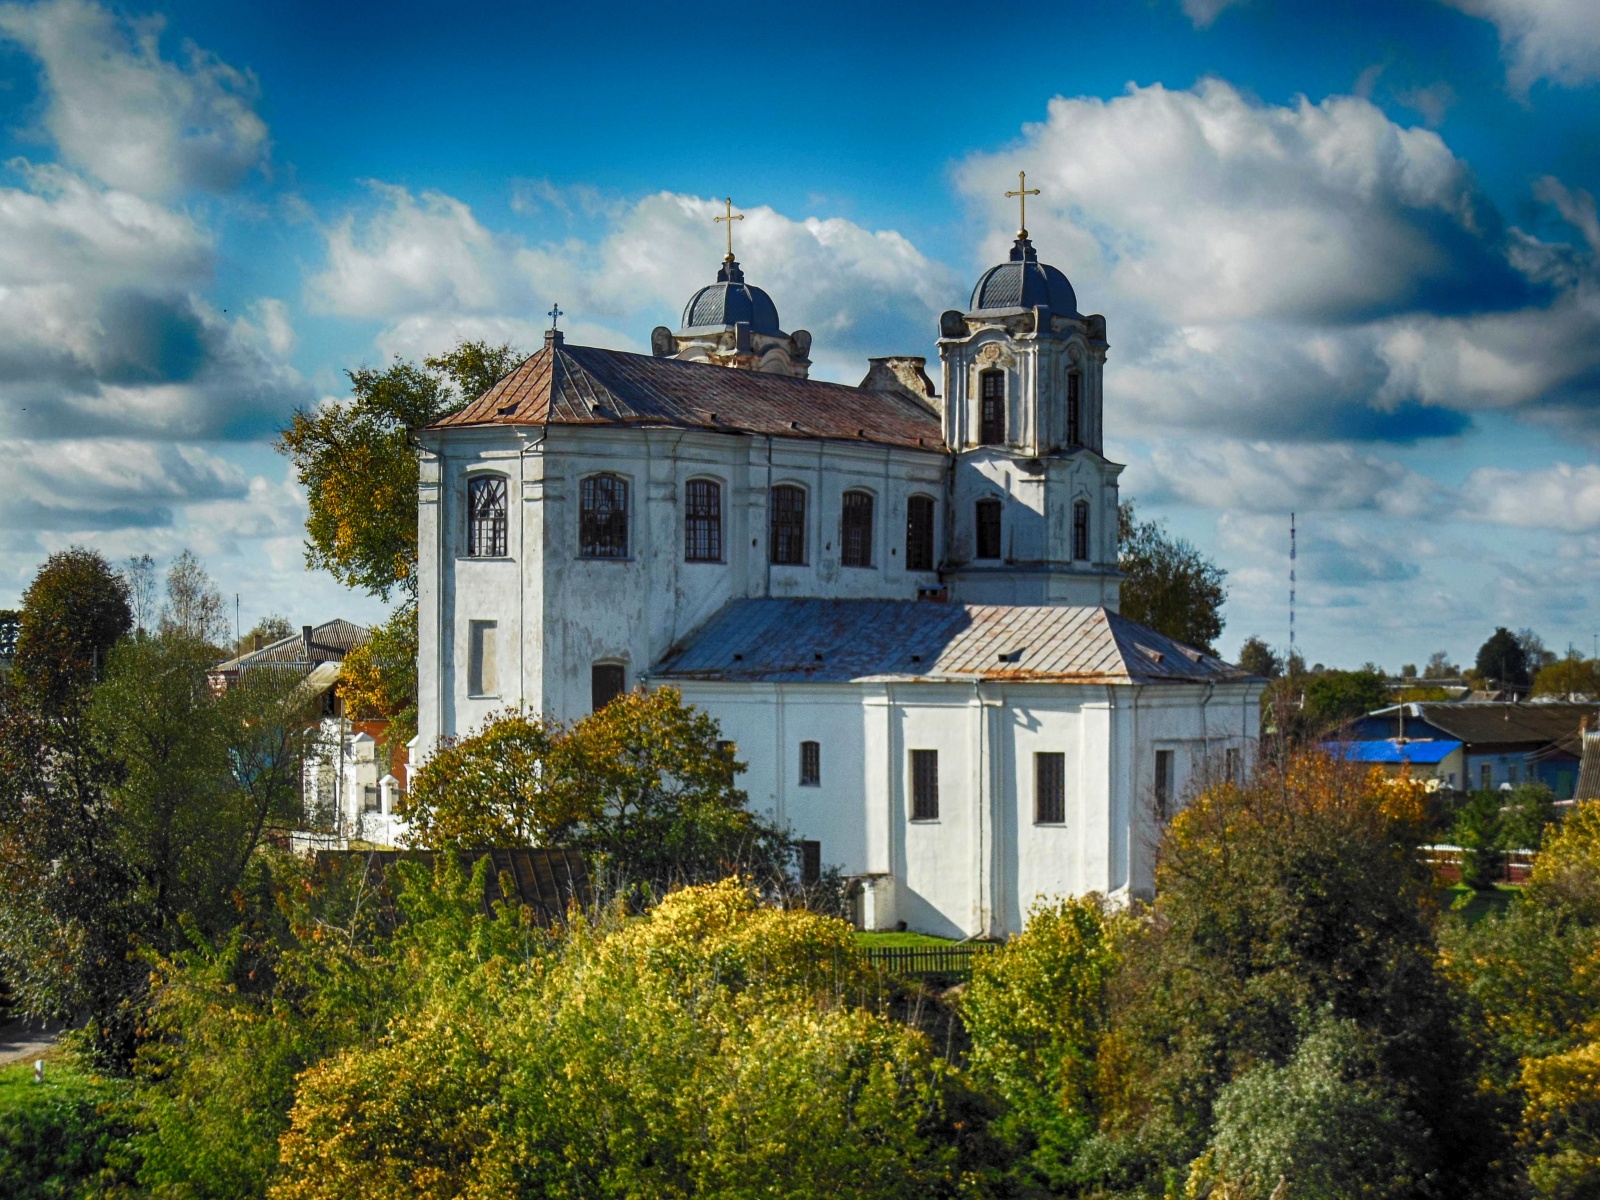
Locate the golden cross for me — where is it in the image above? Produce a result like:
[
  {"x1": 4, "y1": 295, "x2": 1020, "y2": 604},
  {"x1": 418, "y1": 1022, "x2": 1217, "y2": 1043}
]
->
[
  {"x1": 713, "y1": 197, "x2": 743, "y2": 261},
  {"x1": 1005, "y1": 170, "x2": 1040, "y2": 238}
]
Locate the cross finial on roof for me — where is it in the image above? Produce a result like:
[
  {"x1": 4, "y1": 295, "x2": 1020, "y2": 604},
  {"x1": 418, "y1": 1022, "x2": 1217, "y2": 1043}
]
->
[
  {"x1": 547, "y1": 302, "x2": 563, "y2": 331},
  {"x1": 714, "y1": 197, "x2": 744, "y2": 262},
  {"x1": 1005, "y1": 170, "x2": 1040, "y2": 239}
]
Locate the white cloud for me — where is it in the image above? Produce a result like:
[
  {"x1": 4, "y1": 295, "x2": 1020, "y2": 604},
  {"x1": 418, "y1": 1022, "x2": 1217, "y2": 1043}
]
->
[
  {"x1": 1444, "y1": 0, "x2": 1600, "y2": 90},
  {"x1": 0, "y1": 0, "x2": 268, "y2": 198},
  {"x1": 0, "y1": 438, "x2": 245, "y2": 529},
  {"x1": 1137, "y1": 440, "x2": 1442, "y2": 516},
  {"x1": 1180, "y1": 0, "x2": 1248, "y2": 28},
  {"x1": 1460, "y1": 462, "x2": 1600, "y2": 531}
]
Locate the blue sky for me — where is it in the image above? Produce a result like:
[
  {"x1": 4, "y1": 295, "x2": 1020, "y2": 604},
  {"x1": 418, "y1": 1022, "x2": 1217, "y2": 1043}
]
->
[{"x1": 0, "y1": 0, "x2": 1598, "y2": 669}]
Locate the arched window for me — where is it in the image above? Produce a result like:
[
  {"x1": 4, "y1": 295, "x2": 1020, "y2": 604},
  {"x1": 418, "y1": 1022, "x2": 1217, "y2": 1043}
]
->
[
  {"x1": 684, "y1": 479, "x2": 722, "y2": 562},
  {"x1": 975, "y1": 498, "x2": 1003, "y2": 560},
  {"x1": 1066, "y1": 371, "x2": 1082, "y2": 447},
  {"x1": 979, "y1": 370, "x2": 1005, "y2": 445},
  {"x1": 770, "y1": 485, "x2": 806, "y2": 565},
  {"x1": 841, "y1": 490, "x2": 874, "y2": 567},
  {"x1": 1073, "y1": 500, "x2": 1090, "y2": 561},
  {"x1": 579, "y1": 474, "x2": 629, "y2": 558},
  {"x1": 467, "y1": 475, "x2": 507, "y2": 557},
  {"x1": 905, "y1": 495, "x2": 935, "y2": 571}
]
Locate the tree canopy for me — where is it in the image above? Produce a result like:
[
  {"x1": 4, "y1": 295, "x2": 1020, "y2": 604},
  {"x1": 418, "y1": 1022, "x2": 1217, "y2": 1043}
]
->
[
  {"x1": 11, "y1": 547, "x2": 131, "y2": 714},
  {"x1": 1117, "y1": 502, "x2": 1227, "y2": 653},
  {"x1": 1236, "y1": 635, "x2": 1281, "y2": 678},
  {"x1": 1478, "y1": 626, "x2": 1532, "y2": 690}
]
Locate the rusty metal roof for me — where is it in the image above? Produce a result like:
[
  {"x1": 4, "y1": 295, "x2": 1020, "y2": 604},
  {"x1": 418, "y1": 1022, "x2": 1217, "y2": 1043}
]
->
[
  {"x1": 212, "y1": 618, "x2": 370, "y2": 675},
  {"x1": 430, "y1": 342, "x2": 945, "y2": 452},
  {"x1": 653, "y1": 599, "x2": 1253, "y2": 685}
]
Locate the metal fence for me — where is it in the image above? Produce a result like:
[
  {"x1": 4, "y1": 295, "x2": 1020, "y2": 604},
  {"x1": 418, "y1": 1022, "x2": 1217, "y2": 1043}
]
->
[{"x1": 861, "y1": 943, "x2": 996, "y2": 980}]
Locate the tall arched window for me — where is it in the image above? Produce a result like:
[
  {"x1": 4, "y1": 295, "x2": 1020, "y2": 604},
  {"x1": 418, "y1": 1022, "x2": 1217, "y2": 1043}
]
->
[
  {"x1": 1066, "y1": 371, "x2": 1082, "y2": 447},
  {"x1": 841, "y1": 490, "x2": 874, "y2": 567},
  {"x1": 975, "y1": 498, "x2": 1003, "y2": 560},
  {"x1": 579, "y1": 474, "x2": 629, "y2": 558},
  {"x1": 979, "y1": 370, "x2": 1005, "y2": 445},
  {"x1": 467, "y1": 475, "x2": 508, "y2": 557},
  {"x1": 770, "y1": 485, "x2": 806, "y2": 565},
  {"x1": 905, "y1": 495, "x2": 935, "y2": 571},
  {"x1": 1072, "y1": 500, "x2": 1090, "y2": 561},
  {"x1": 684, "y1": 479, "x2": 722, "y2": 562}
]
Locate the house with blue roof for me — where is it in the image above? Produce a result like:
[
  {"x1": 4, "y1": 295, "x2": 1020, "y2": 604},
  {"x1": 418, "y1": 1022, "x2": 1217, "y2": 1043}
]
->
[{"x1": 1327, "y1": 739, "x2": 1464, "y2": 789}]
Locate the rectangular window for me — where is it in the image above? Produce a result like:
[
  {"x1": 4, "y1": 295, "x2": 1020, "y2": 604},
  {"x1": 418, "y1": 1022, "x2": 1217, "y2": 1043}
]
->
[
  {"x1": 467, "y1": 475, "x2": 508, "y2": 557},
  {"x1": 1072, "y1": 501, "x2": 1090, "y2": 561},
  {"x1": 979, "y1": 371, "x2": 1005, "y2": 445},
  {"x1": 911, "y1": 749, "x2": 939, "y2": 821},
  {"x1": 975, "y1": 498, "x2": 1003, "y2": 560},
  {"x1": 1224, "y1": 747, "x2": 1241, "y2": 783},
  {"x1": 591, "y1": 663, "x2": 625, "y2": 712},
  {"x1": 685, "y1": 478, "x2": 722, "y2": 562},
  {"x1": 799, "y1": 740, "x2": 821, "y2": 787},
  {"x1": 770, "y1": 485, "x2": 806, "y2": 565},
  {"x1": 579, "y1": 475, "x2": 629, "y2": 559},
  {"x1": 799, "y1": 839, "x2": 822, "y2": 886},
  {"x1": 841, "y1": 491, "x2": 874, "y2": 567},
  {"x1": 1066, "y1": 371, "x2": 1082, "y2": 446},
  {"x1": 1480, "y1": 763, "x2": 1492, "y2": 790},
  {"x1": 363, "y1": 784, "x2": 380, "y2": 812},
  {"x1": 468, "y1": 620, "x2": 498, "y2": 697},
  {"x1": 906, "y1": 495, "x2": 935, "y2": 571},
  {"x1": 1035, "y1": 752, "x2": 1066, "y2": 824},
  {"x1": 1154, "y1": 749, "x2": 1174, "y2": 816}
]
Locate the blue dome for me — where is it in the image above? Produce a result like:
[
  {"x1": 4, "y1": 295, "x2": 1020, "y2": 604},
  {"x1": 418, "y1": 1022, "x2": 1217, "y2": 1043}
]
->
[
  {"x1": 680, "y1": 258, "x2": 783, "y2": 334},
  {"x1": 969, "y1": 236, "x2": 1077, "y2": 315}
]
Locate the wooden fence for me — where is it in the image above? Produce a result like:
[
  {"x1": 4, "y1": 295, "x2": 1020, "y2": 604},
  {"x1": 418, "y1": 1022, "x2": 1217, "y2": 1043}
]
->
[{"x1": 860, "y1": 943, "x2": 996, "y2": 981}]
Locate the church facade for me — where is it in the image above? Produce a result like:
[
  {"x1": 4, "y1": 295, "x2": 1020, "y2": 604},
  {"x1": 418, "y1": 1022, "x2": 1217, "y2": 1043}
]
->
[{"x1": 414, "y1": 228, "x2": 1261, "y2": 937}]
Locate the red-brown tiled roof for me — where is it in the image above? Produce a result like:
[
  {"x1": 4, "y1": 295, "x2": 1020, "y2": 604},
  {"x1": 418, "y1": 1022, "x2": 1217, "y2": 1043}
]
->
[{"x1": 430, "y1": 342, "x2": 946, "y2": 452}]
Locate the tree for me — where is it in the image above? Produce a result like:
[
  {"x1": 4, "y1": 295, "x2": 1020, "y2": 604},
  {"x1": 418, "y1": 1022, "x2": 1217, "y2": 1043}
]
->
[
  {"x1": 122, "y1": 552, "x2": 159, "y2": 634},
  {"x1": 241, "y1": 613, "x2": 294, "y2": 654},
  {"x1": 1478, "y1": 627, "x2": 1532, "y2": 690},
  {"x1": 1301, "y1": 668, "x2": 1389, "y2": 729},
  {"x1": 1519, "y1": 628, "x2": 1559, "y2": 675},
  {"x1": 1117, "y1": 501, "x2": 1227, "y2": 653},
  {"x1": 161, "y1": 549, "x2": 229, "y2": 647},
  {"x1": 1236, "y1": 636, "x2": 1281, "y2": 679},
  {"x1": 1425, "y1": 650, "x2": 1459, "y2": 678},
  {"x1": 1400, "y1": 662, "x2": 1418, "y2": 678},
  {"x1": 1533, "y1": 654, "x2": 1600, "y2": 699},
  {"x1": 10, "y1": 547, "x2": 131, "y2": 715},
  {"x1": 336, "y1": 607, "x2": 419, "y2": 747}
]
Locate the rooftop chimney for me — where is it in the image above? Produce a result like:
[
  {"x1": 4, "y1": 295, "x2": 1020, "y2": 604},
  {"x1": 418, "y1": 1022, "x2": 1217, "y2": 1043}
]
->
[{"x1": 301, "y1": 625, "x2": 314, "y2": 656}]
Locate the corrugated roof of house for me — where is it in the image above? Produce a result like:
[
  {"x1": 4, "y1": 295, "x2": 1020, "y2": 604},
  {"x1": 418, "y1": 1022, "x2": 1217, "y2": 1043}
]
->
[
  {"x1": 653, "y1": 599, "x2": 1253, "y2": 685},
  {"x1": 1577, "y1": 731, "x2": 1600, "y2": 801},
  {"x1": 429, "y1": 342, "x2": 945, "y2": 452},
  {"x1": 1398, "y1": 702, "x2": 1598, "y2": 748},
  {"x1": 213, "y1": 619, "x2": 370, "y2": 674}
]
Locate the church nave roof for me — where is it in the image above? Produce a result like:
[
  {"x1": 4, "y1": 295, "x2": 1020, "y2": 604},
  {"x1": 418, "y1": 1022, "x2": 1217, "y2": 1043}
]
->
[{"x1": 431, "y1": 341, "x2": 944, "y2": 451}]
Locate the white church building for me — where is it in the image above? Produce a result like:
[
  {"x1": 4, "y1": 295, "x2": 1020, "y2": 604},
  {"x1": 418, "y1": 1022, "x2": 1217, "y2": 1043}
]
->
[{"x1": 413, "y1": 218, "x2": 1262, "y2": 938}]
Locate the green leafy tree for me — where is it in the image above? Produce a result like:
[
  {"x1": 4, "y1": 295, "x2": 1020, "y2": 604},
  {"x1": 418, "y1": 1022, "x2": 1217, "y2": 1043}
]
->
[
  {"x1": 1478, "y1": 627, "x2": 1532, "y2": 691},
  {"x1": 1301, "y1": 668, "x2": 1389, "y2": 730},
  {"x1": 1452, "y1": 789, "x2": 1507, "y2": 889},
  {"x1": 11, "y1": 547, "x2": 131, "y2": 715},
  {"x1": 241, "y1": 613, "x2": 295, "y2": 655},
  {"x1": 336, "y1": 605, "x2": 419, "y2": 748},
  {"x1": 1117, "y1": 502, "x2": 1227, "y2": 653},
  {"x1": 160, "y1": 549, "x2": 230, "y2": 647},
  {"x1": 1533, "y1": 654, "x2": 1600, "y2": 699},
  {"x1": 1502, "y1": 783, "x2": 1558, "y2": 854},
  {"x1": 1235, "y1": 636, "x2": 1280, "y2": 678}
]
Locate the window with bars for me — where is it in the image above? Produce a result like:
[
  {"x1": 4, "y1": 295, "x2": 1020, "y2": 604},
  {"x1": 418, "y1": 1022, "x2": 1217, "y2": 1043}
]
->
[
  {"x1": 1067, "y1": 371, "x2": 1082, "y2": 447},
  {"x1": 770, "y1": 485, "x2": 806, "y2": 565},
  {"x1": 579, "y1": 475, "x2": 629, "y2": 558},
  {"x1": 684, "y1": 478, "x2": 722, "y2": 562},
  {"x1": 467, "y1": 475, "x2": 508, "y2": 557},
  {"x1": 799, "y1": 740, "x2": 821, "y2": 787},
  {"x1": 979, "y1": 370, "x2": 1005, "y2": 445},
  {"x1": 911, "y1": 749, "x2": 939, "y2": 821},
  {"x1": 1154, "y1": 749, "x2": 1175, "y2": 817},
  {"x1": 841, "y1": 490, "x2": 874, "y2": 567},
  {"x1": 799, "y1": 840, "x2": 822, "y2": 885},
  {"x1": 591, "y1": 663, "x2": 625, "y2": 712},
  {"x1": 1035, "y1": 752, "x2": 1066, "y2": 824},
  {"x1": 975, "y1": 498, "x2": 1003, "y2": 560},
  {"x1": 906, "y1": 495, "x2": 935, "y2": 571},
  {"x1": 1072, "y1": 500, "x2": 1090, "y2": 561}
]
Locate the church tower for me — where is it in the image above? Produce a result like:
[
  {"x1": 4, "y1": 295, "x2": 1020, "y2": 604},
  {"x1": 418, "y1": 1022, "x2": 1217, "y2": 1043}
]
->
[{"x1": 937, "y1": 211, "x2": 1123, "y2": 608}]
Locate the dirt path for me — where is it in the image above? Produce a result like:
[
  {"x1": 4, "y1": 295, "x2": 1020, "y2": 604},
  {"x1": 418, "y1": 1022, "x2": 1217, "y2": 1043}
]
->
[{"x1": 0, "y1": 1017, "x2": 64, "y2": 1068}]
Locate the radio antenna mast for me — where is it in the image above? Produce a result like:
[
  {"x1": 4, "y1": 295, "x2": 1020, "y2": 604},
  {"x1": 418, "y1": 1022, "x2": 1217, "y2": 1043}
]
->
[{"x1": 1289, "y1": 513, "x2": 1297, "y2": 675}]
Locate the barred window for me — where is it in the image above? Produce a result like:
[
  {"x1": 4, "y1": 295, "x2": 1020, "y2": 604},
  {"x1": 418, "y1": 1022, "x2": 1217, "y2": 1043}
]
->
[
  {"x1": 906, "y1": 495, "x2": 935, "y2": 571},
  {"x1": 975, "y1": 498, "x2": 1003, "y2": 560},
  {"x1": 841, "y1": 490, "x2": 874, "y2": 567},
  {"x1": 800, "y1": 740, "x2": 821, "y2": 787},
  {"x1": 685, "y1": 479, "x2": 722, "y2": 562},
  {"x1": 1035, "y1": 752, "x2": 1065, "y2": 824},
  {"x1": 580, "y1": 475, "x2": 629, "y2": 559},
  {"x1": 799, "y1": 840, "x2": 822, "y2": 886},
  {"x1": 770, "y1": 485, "x2": 806, "y2": 565},
  {"x1": 467, "y1": 475, "x2": 507, "y2": 557},
  {"x1": 1154, "y1": 749, "x2": 1174, "y2": 817},
  {"x1": 979, "y1": 370, "x2": 1005, "y2": 445},
  {"x1": 591, "y1": 663, "x2": 625, "y2": 712},
  {"x1": 1067, "y1": 371, "x2": 1082, "y2": 447},
  {"x1": 1072, "y1": 500, "x2": 1090, "y2": 561},
  {"x1": 911, "y1": 750, "x2": 939, "y2": 821}
]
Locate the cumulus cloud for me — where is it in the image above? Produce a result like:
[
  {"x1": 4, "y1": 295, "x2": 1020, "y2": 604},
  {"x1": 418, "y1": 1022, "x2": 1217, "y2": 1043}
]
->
[
  {"x1": 1459, "y1": 462, "x2": 1600, "y2": 531},
  {"x1": 1180, "y1": 0, "x2": 1248, "y2": 28},
  {"x1": 954, "y1": 79, "x2": 1600, "y2": 442},
  {"x1": 1444, "y1": 0, "x2": 1600, "y2": 90},
  {"x1": 0, "y1": 0, "x2": 268, "y2": 198},
  {"x1": 0, "y1": 439, "x2": 245, "y2": 529},
  {"x1": 309, "y1": 186, "x2": 959, "y2": 379},
  {"x1": 1136, "y1": 440, "x2": 1442, "y2": 516},
  {"x1": 1218, "y1": 512, "x2": 1419, "y2": 586}
]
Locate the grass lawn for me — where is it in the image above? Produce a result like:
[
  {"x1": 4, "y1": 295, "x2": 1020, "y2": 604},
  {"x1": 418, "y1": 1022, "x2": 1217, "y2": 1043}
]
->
[
  {"x1": 1445, "y1": 883, "x2": 1521, "y2": 925},
  {"x1": 854, "y1": 931, "x2": 960, "y2": 949},
  {"x1": 0, "y1": 1051, "x2": 130, "y2": 1198}
]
